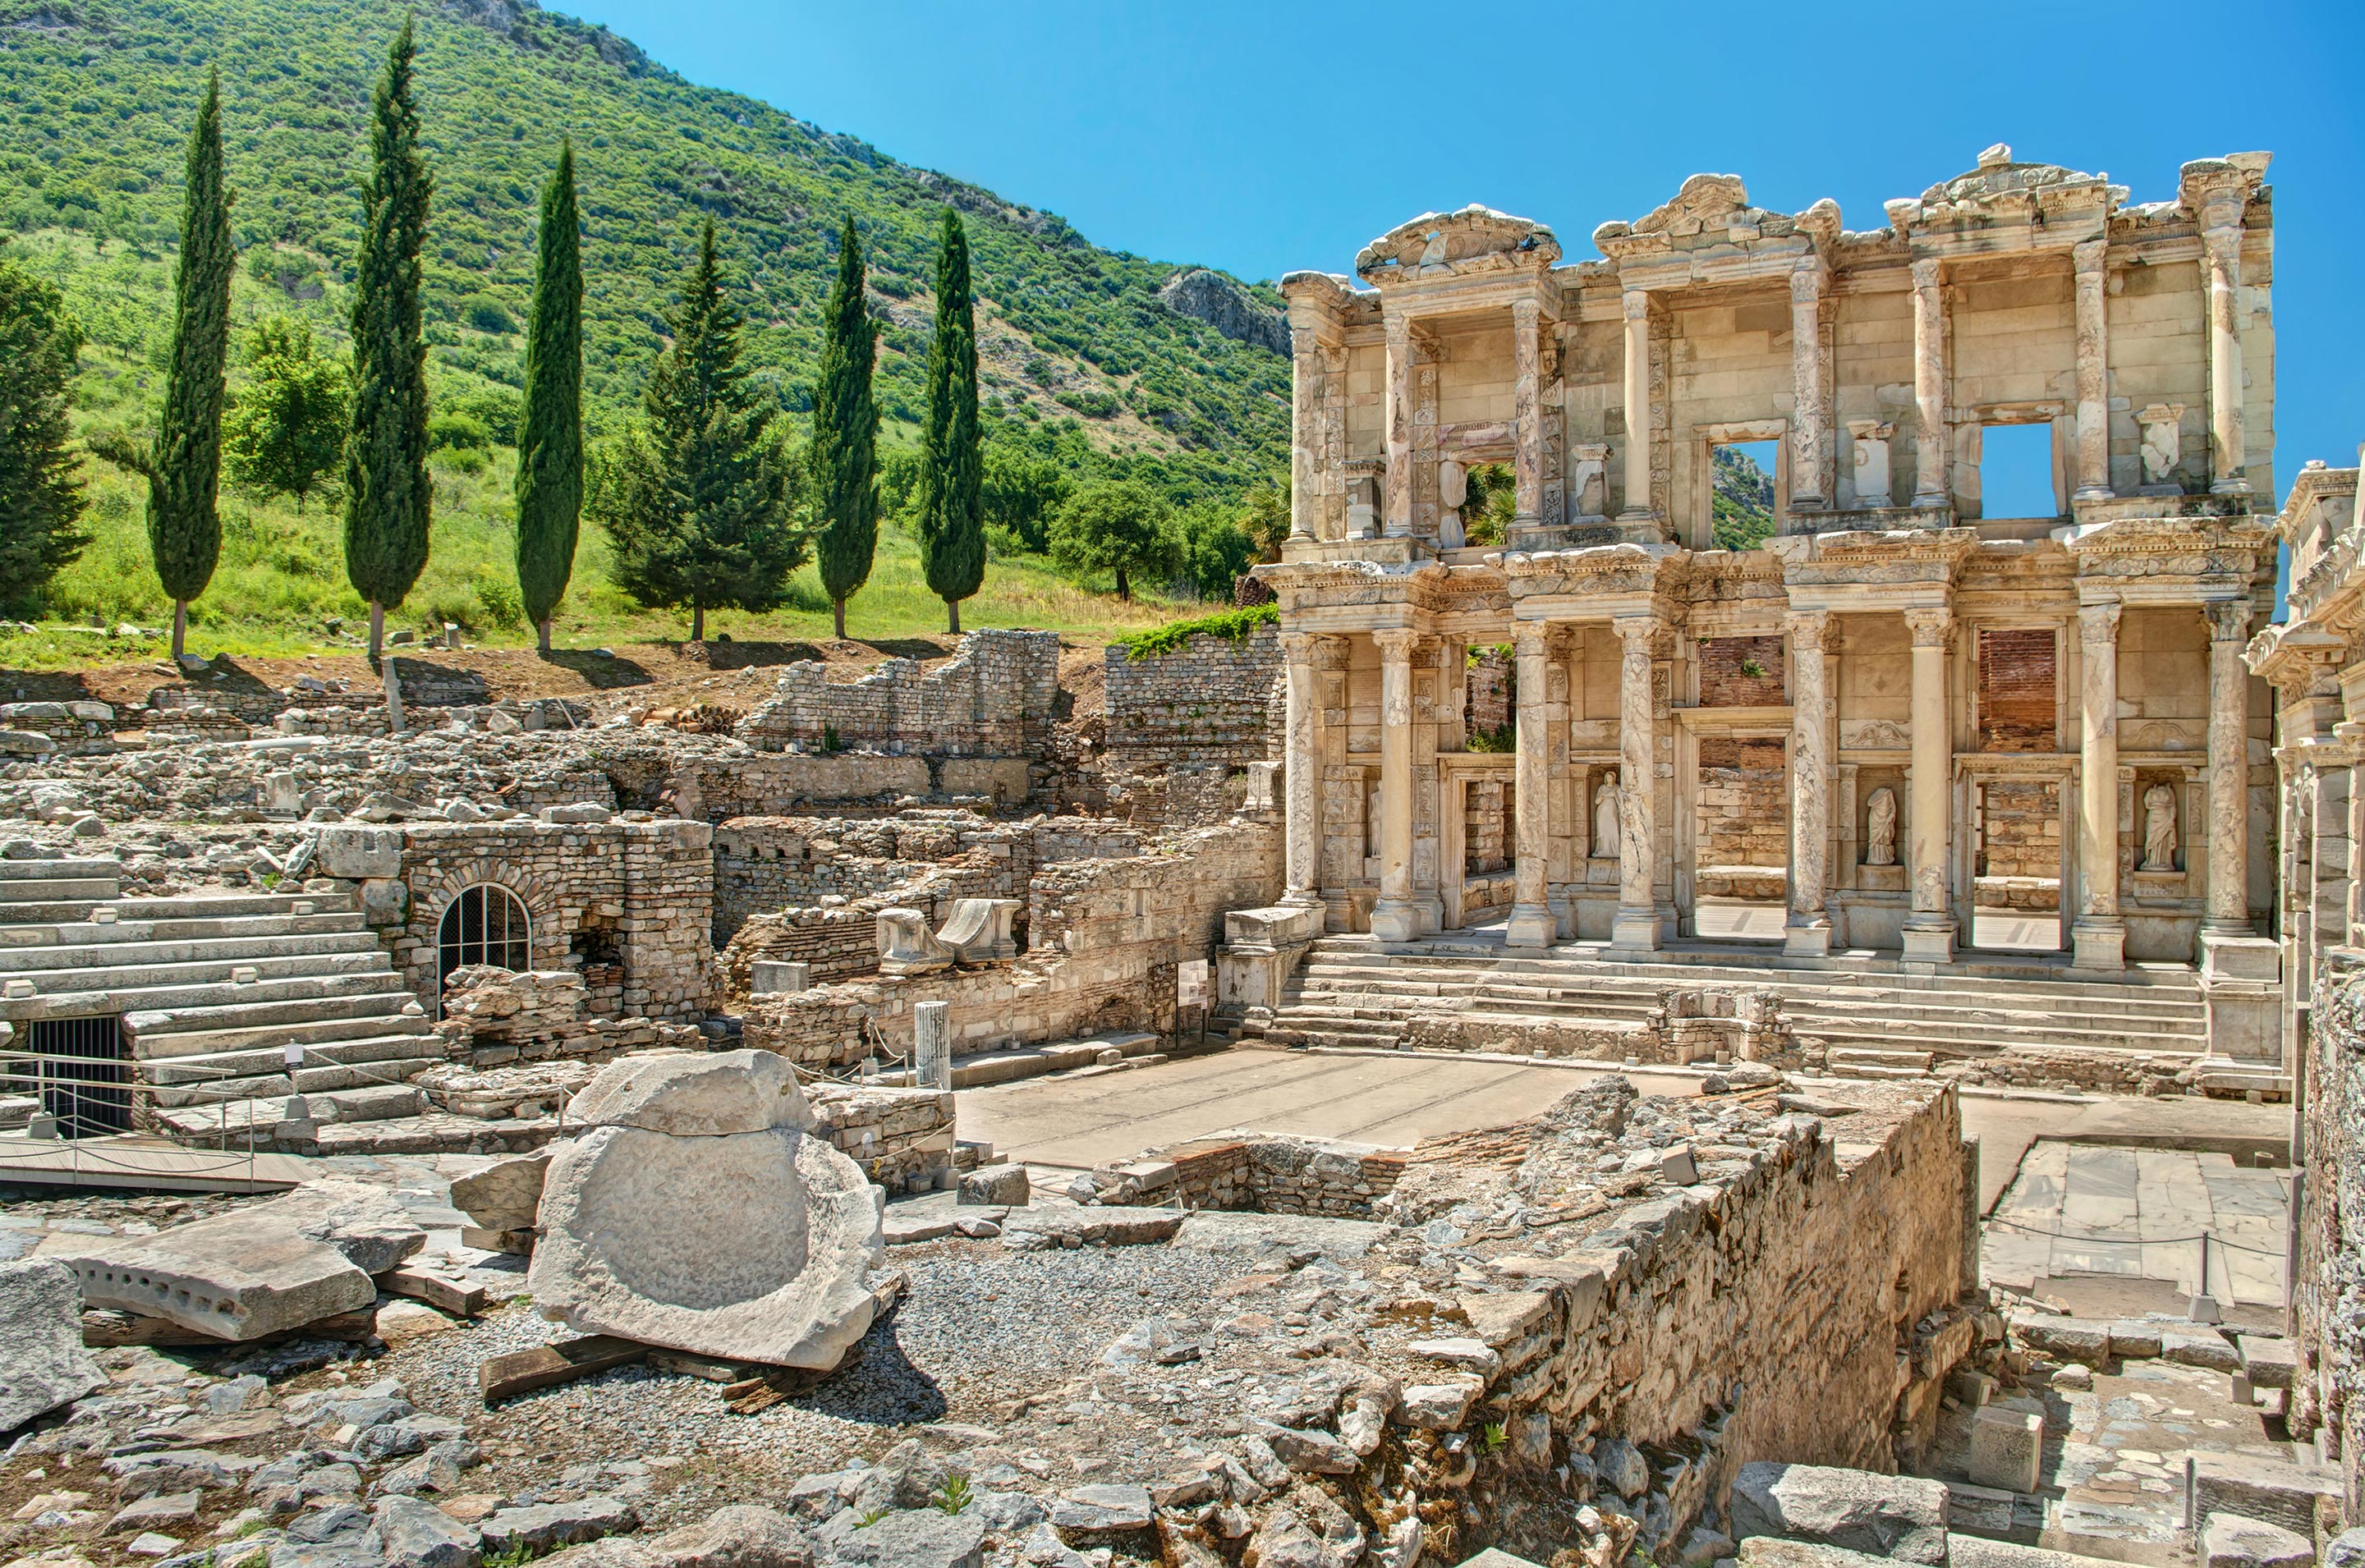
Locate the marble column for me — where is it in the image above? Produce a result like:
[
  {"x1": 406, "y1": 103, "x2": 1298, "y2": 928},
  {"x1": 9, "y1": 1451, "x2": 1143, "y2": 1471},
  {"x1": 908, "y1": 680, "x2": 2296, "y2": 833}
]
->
[
  {"x1": 1903, "y1": 607, "x2": 1956, "y2": 962},
  {"x1": 1288, "y1": 328, "x2": 1322, "y2": 539},
  {"x1": 1280, "y1": 631, "x2": 1322, "y2": 906},
  {"x1": 2072, "y1": 240, "x2": 2112, "y2": 501},
  {"x1": 2203, "y1": 227, "x2": 2249, "y2": 495},
  {"x1": 1611, "y1": 619, "x2": 1661, "y2": 950},
  {"x1": 1619, "y1": 289, "x2": 1653, "y2": 520},
  {"x1": 1911, "y1": 258, "x2": 1949, "y2": 508},
  {"x1": 1383, "y1": 314, "x2": 1416, "y2": 535},
  {"x1": 1512, "y1": 299, "x2": 1543, "y2": 529},
  {"x1": 1789, "y1": 263, "x2": 1827, "y2": 511},
  {"x1": 1785, "y1": 609, "x2": 1833, "y2": 956},
  {"x1": 2204, "y1": 601, "x2": 2253, "y2": 931},
  {"x1": 1507, "y1": 625, "x2": 1554, "y2": 947},
  {"x1": 2073, "y1": 600, "x2": 2125, "y2": 970},
  {"x1": 1369, "y1": 629, "x2": 1421, "y2": 941}
]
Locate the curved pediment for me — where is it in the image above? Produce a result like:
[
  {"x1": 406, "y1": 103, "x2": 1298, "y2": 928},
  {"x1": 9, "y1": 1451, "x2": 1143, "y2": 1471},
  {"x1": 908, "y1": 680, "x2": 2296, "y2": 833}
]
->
[
  {"x1": 1355, "y1": 204, "x2": 1560, "y2": 283},
  {"x1": 1918, "y1": 144, "x2": 2115, "y2": 209},
  {"x1": 1591, "y1": 174, "x2": 1840, "y2": 254}
]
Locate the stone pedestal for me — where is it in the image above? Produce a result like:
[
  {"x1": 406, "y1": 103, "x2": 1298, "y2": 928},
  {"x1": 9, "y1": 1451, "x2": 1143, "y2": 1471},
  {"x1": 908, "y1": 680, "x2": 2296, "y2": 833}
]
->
[{"x1": 2200, "y1": 932, "x2": 2283, "y2": 1062}]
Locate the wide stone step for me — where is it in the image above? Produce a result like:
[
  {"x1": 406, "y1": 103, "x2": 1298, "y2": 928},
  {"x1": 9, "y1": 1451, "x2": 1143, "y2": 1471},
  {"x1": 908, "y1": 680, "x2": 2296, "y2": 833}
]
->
[
  {"x1": 132, "y1": 1003, "x2": 434, "y2": 1061},
  {"x1": 149, "y1": 1052, "x2": 448, "y2": 1108},
  {"x1": 0, "y1": 857, "x2": 126, "y2": 880},
  {"x1": 0, "y1": 948, "x2": 395, "y2": 1000},
  {"x1": 6, "y1": 969, "x2": 411, "y2": 1025},
  {"x1": 0, "y1": 876, "x2": 122, "y2": 904},
  {"x1": 0, "y1": 909, "x2": 371, "y2": 954},
  {"x1": 154, "y1": 1082, "x2": 424, "y2": 1138},
  {"x1": 143, "y1": 1030, "x2": 445, "y2": 1093},
  {"x1": 1828, "y1": 1045, "x2": 1936, "y2": 1071},
  {"x1": 0, "y1": 930, "x2": 385, "y2": 974},
  {"x1": 125, "y1": 988, "x2": 424, "y2": 1048},
  {"x1": 1802, "y1": 1016, "x2": 2203, "y2": 1052}
]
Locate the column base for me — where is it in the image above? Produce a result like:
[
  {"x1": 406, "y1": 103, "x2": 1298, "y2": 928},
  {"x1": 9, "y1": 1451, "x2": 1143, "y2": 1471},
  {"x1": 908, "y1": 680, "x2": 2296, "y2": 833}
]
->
[
  {"x1": 1281, "y1": 887, "x2": 1325, "y2": 910},
  {"x1": 1784, "y1": 918, "x2": 1833, "y2": 958},
  {"x1": 1505, "y1": 902, "x2": 1555, "y2": 949},
  {"x1": 1369, "y1": 898, "x2": 1421, "y2": 943},
  {"x1": 1900, "y1": 919, "x2": 1956, "y2": 964},
  {"x1": 1610, "y1": 907, "x2": 1662, "y2": 951},
  {"x1": 2198, "y1": 933, "x2": 2282, "y2": 1064},
  {"x1": 2070, "y1": 919, "x2": 2125, "y2": 972}
]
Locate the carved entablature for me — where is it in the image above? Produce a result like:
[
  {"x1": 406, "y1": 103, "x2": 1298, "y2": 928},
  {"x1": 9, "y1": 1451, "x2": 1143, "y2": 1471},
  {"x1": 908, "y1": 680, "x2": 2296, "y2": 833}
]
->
[
  {"x1": 2248, "y1": 621, "x2": 2352, "y2": 698},
  {"x1": 1880, "y1": 145, "x2": 2124, "y2": 249},
  {"x1": 2279, "y1": 465, "x2": 2364, "y2": 626},
  {"x1": 1590, "y1": 173, "x2": 1839, "y2": 277},
  {"x1": 1355, "y1": 206, "x2": 1561, "y2": 286},
  {"x1": 2064, "y1": 515, "x2": 2276, "y2": 598},
  {"x1": 1495, "y1": 541, "x2": 1691, "y2": 612},
  {"x1": 1763, "y1": 527, "x2": 1978, "y2": 591},
  {"x1": 2175, "y1": 154, "x2": 2272, "y2": 230},
  {"x1": 1254, "y1": 558, "x2": 1462, "y2": 618},
  {"x1": 1279, "y1": 270, "x2": 1371, "y2": 332}
]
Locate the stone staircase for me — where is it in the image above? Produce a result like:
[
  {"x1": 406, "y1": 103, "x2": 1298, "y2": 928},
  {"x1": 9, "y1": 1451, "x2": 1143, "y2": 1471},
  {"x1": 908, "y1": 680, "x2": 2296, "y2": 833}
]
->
[
  {"x1": 1252, "y1": 933, "x2": 2211, "y2": 1073},
  {"x1": 0, "y1": 855, "x2": 442, "y2": 1140}
]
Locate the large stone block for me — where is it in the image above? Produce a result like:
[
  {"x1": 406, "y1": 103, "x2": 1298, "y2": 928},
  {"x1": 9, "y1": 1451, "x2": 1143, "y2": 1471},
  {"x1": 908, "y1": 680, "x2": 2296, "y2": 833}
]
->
[
  {"x1": 1729, "y1": 1462, "x2": 1950, "y2": 1566},
  {"x1": 448, "y1": 1152, "x2": 552, "y2": 1233},
  {"x1": 0, "y1": 1257, "x2": 108, "y2": 1429},
  {"x1": 529, "y1": 1117, "x2": 883, "y2": 1368},
  {"x1": 2189, "y1": 1454, "x2": 2342, "y2": 1540},
  {"x1": 1968, "y1": 1406, "x2": 2045, "y2": 1493},
  {"x1": 316, "y1": 826, "x2": 403, "y2": 879},
  {"x1": 566, "y1": 1049, "x2": 814, "y2": 1137},
  {"x1": 2201, "y1": 1514, "x2": 2314, "y2": 1568},
  {"x1": 48, "y1": 1180, "x2": 421, "y2": 1341}
]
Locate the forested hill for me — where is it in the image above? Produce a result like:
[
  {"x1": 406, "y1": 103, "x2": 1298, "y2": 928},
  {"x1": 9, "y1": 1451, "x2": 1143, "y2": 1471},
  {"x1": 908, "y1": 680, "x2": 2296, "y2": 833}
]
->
[{"x1": 0, "y1": 0, "x2": 1290, "y2": 498}]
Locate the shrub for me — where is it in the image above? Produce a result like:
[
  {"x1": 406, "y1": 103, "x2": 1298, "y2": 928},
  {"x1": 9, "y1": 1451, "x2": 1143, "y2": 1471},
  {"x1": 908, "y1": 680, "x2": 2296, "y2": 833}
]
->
[{"x1": 1116, "y1": 601, "x2": 1275, "y2": 658}]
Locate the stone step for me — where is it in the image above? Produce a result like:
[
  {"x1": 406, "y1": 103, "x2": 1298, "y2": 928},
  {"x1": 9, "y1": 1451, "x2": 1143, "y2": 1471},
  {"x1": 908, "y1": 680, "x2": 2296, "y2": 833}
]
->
[
  {"x1": 1828, "y1": 1045, "x2": 1936, "y2": 1071},
  {"x1": 148, "y1": 1052, "x2": 448, "y2": 1108},
  {"x1": 0, "y1": 876, "x2": 122, "y2": 904},
  {"x1": 0, "y1": 929, "x2": 385, "y2": 974},
  {"x1": 142, "y1": 1028, "x2": 443, "y2": 1089},
  {"x1": 153, "y1": 1082, "x2": 425, "y2": 1139},
  {"x1": 0, "y1": 857, "x2": 126, "y2": 883},
  {"x1": 1301, "y1": 951, "x2": 2209, "y2": 1005},
  {"x1": 0, "y1": 947, "x2": 397, "y2": 1002},
  {"x1": 0, "y1": 908, "x2": 371, "y2": 953},
  {"x1": 125, "y1": 988, "x2": 425, "y2": 1049},
  {"x1": 131, "y1": 1002, "x2": 435, "y2": 1062},
  {"x1": 1463, "y1": 992, "x2": 2207, "y2": 1038},
  {"x1": 308, "y1": 1111, "x2": 561, "y2": 1158},
  {"x1": 5, "y1": 969, "x2": 411, "y2": 1027}
]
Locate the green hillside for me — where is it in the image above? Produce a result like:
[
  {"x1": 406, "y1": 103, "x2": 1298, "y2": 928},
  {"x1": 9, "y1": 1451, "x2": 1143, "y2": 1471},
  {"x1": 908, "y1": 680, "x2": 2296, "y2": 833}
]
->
[{"x1": 0, "y1": 0, "x2": 1289, "y2": 493}]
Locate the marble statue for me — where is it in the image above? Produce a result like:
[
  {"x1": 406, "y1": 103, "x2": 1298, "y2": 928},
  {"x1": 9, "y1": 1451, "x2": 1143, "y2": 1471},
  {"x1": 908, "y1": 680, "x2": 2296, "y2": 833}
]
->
[
  {"x1": 2142, "y1": 783, "x2": 2179, "y2": 871},
  {"x1": 1865, "y1": 786, "x2": 1898, "y2": 866},
  {"x1": 1593, "y1": 778, "x2": 1621, "y2": 860}
]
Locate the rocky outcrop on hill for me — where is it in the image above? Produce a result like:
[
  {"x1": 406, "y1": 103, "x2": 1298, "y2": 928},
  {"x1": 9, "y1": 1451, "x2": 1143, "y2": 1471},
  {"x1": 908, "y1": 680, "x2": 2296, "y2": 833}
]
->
[{"x1": 1159, "y1": 268, "x2": 1288, "y2": 356}]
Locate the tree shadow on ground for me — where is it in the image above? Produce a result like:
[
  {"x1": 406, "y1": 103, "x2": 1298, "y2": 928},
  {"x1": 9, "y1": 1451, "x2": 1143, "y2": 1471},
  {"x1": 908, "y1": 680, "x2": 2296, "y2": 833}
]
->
[
  {"x1": 528, "y1": 650, "x2": 655, "y2": 690},
  {"x1": 684, "y1": 640, "x2": 834, "y2": 672},
  {"x1": 0, "y1": 668, "x2": 109, "y2": 703},
  {"x1": 792, "y1": 1305, "x2": 948, "y2": 1426},
  {"x1": 861, "y1": 637, "x2": 954, "y2": 663}
]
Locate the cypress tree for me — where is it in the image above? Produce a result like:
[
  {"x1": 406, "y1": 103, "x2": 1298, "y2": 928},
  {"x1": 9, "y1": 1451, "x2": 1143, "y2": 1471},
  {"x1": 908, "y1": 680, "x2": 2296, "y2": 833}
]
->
[
  {"x1": 593, "y1": 221, "x2": 804, "y2": 643},
  {"x1": 0, "y1": 259, "x2": 90, "y2": 609},
  {"x1": 342, "y1": 16, "x2": 434, "y2": 663},
  {"x1": 916, "y1": 209, "x2": 984, "y2": 635},
  {"x1": 811, "y1": 215, "x2": 877, "y2": 641},
  {"x1": 515, "y1": 140, "x2": 582, "y2": 653},
  {"x1": 91, "y1": 71, "x2": 232, "y2": 661}
]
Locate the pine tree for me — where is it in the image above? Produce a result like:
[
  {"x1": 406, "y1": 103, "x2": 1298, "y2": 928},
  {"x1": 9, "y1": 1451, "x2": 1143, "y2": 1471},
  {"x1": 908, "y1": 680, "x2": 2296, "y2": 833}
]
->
[
  {"x1": 342, "y1": 16, "x2": 434, "y2": 663},
  {"x1": 811, "y1": 215, "x2": 877, "y2": 641},
  {"x1": 916, "y1": 209, "x2": 984, "y2": 634},
  {"x1": 591, "y1": 220, "x2": 804, "y2": 643},
  {"x1": 515, "y1": 141, "x2": 582, "y2": 653},
  {"x1": 90, "y1": 71, "x2": 232, "y2": 660},
  {"x1": 0, "y1": 259, "x2": 90, "y2": 609}
]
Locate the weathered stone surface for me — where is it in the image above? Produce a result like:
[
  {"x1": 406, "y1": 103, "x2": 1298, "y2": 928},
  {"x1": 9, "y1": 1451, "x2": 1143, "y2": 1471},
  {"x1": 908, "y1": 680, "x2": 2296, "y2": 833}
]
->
[
  {"x1": 0, "y1": 1257, "x2": 107, "y2": 1429},
  {"x1": 49, "y1": 1181, "x2": 420, "y2": 1341},
  {"x1": 2324, "y1": 1529, "x2": 2365, "y2": 1568},
  {"x1": 1049, "y1": 1485, "x2": 1154, "y2": 1534},
  {"x1": 998, "y1": 1206, "x2": 1182, "y2": 1248},
  {"x1": 315, "y1": 826, "x2": 402, "y2": 878},
  {"x1": 2201, "y1": 1513, "x2": 2315, "y2": 1568},
  {"x1": 1736, "y1": 1540, "x2": 1897, "y2": 1568},
  {"x1": 1729, "y1": 1463, "x2": 1949, "y2": 1565},
  {"x1": 448, "y1": 1153, "x2": 552, "y2": 1233},
  {"x1": 645, "y1": 1506, "x2": 811, "y2": 1568},
  {"x1": 2008, "y1": 1313, "x2": 2112, "y2": 1363},
  {"x1": 477, "y1": 1497, "x2": 639, "y2": 1557},
  {"x1": 529, "y1": 1116, "x2": 883, "y2": 1368},
  {"x1": 815, "y1": 1509, "x2": 983, "y2": 1568},
  {"x1": 374, "y1": 1496, "x2": 483, "y2": 1568},
  {"x1": 957, "y1": 1165, "x2": 1029, "y2": 1207},
  {"x1": 1967, "y1": 1407, "x2": 2044, "y2": 1493},
  {"x1": 2189, "y1": 1454, "x2": 2343, "y2": 1540},
  {"x1": 565, "y1": 1049, "x2": 814, "y2": 1138}
]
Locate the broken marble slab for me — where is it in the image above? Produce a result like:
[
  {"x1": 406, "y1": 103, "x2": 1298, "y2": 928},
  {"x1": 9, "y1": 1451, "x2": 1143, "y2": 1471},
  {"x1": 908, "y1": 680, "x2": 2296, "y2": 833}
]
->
[
  {"x1": 0, "y1": 1257, "x2": 108, "y2": 1429},
  {"x1": 448, "y1": 1152, "x2": 551, "y2": 1234},
  {"x1": 47, "y1": 1181, "x2": 424, "y2": 1341}
]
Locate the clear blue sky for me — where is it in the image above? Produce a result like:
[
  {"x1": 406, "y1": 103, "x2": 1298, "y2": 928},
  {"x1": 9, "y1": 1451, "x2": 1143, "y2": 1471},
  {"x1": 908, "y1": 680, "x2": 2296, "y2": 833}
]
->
[{"x1": 563, "y1": 0, "x2": 2360, "y2": 499}]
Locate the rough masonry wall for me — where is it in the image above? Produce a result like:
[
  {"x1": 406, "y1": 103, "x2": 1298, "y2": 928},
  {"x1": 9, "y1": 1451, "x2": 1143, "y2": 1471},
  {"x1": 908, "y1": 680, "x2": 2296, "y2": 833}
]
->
[
  {"x1": 2298, "y1": 953, "x2": 2365, "y2": 1520},
  {"x1": 735, "y1": 629, "x2": 1060, "y2": 756},
  {"x1": 1696, "y1": 736, "x2": 1787, "y2": 870},
  {"x1": 1103, "y1": 625, "x2": 1282, "y2": 828}
]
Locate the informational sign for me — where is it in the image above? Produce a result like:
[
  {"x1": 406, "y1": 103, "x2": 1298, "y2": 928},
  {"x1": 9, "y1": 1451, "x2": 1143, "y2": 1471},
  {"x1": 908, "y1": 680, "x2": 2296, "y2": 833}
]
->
[{"x1": 1176, "y1": 958, "x2": 1210, "y2": 1007}]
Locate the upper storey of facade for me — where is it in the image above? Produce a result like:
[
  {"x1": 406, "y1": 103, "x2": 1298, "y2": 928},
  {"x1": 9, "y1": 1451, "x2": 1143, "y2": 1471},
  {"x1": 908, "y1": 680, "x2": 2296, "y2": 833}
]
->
[{"x1": 1274, "y1": 145, "x2": 2275, "y2": 578}]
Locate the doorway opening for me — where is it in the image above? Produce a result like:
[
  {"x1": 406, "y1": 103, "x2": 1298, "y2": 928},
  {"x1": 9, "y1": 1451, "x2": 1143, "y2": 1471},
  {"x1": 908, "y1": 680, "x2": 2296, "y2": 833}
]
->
[
  {"x1": 1711, "y1": 441, "x2": 1780, "y2": 551},
  {"x1": 1971, "y1": 778, "x2": 2067, "y2": 952},
  {"x1": 1979, "y1": 422, "x2": 2060, "y2": 520},
  {"x1": 1692, "y1": 735, "x2": 1788, "y2": 942},
  {"x1": 16, "y1": 1015, "x2": 132, "y2": 1137}
]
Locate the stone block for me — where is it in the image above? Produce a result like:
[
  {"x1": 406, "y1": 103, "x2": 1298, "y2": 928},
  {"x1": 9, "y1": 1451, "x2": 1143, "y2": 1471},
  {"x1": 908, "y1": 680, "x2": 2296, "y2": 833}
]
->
[
  {"x1": 448, "y1": 1152, "x2": 552, "y2": 1233},
  {"x1": 2189, "y1": 1453, "x2": 2342, "y2": 1540},
  {"x1": 2234, "y1": 1334, "x2": 2297, "y2": 1389},
  {"x1": 750, "y1": 961, "x2": 810, "y2": 996},
  {"x1": 1729, "y1": 1462, "x2": 1950, "y2": 1565},
  {"x1": 2201, "y1": 1514, "x2": 2315, "y2": 1568},
  {"x1": 316, "y1": 826, "x2": 402, "y2": 879},
  {"x1": 1968, "y1": 1407, "x2": 2044, "y2": 1493},
  {"x1": 1736, "y1": 1542, "x2": 1898, "y2": 1568},
  {"x1": 957, "y1": 1165, "x2": 1028, "y2": 1206},
  {"x1": 2163, "y1": 1331, "x2": 2243, "y2": 1372},
  {"x1": 0, "y1": 1257, "x2": 108, "y2": 1431},
  {"x1": 2009, "y1": 1311, "x2": 2113, "y2": 1363},
  {"x1": 567, "y1": 1049, "x2": 813, "y2": 1137}
]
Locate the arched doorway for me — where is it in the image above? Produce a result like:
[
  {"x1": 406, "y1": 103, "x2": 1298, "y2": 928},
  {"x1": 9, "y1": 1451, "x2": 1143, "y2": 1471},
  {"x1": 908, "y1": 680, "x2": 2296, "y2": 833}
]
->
[{"x1": 438, "y1": 884, "x2": 531, "y2": 991}]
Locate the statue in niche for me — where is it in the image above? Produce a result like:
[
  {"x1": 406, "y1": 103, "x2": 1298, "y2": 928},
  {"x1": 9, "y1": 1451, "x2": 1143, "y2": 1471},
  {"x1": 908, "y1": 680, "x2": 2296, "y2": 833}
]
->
[
  {"x1": 1865, "y1": 787, "x2": 1899, "y2": 867},
  {"x1": 2142, "y1": 783, "x2": 2179, "y2": 872},
  {"x1": 1593, "y1": 778, "x2": 1622, "y2": 860}
]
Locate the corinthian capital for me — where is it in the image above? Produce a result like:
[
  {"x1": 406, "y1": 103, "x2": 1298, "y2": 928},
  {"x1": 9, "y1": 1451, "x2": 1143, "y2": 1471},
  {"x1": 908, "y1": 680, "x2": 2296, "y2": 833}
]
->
[
  {"x1": 1786, "y1": 608, "x2": 1833, "y2": 652},
  {"x1": 2203, "y1": 599, "x2": 2252, "y2": 644},
  {"x1": 1371, "y1": 627, "x2": 1422, "y2": 663},
  {"x1": 1903, "y1": 607, "x2": 1954, "y2": 648},
  {"x1": 2078, "y1": 600, "x2": 2123, "y2": 646}
]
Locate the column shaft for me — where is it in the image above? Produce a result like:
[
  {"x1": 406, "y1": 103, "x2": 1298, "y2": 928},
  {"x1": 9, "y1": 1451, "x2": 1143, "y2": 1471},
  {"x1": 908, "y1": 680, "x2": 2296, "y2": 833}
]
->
[
  {"x1": 1611, "y1": 620, "x2": 1661, "y2": 949},
  {"x1": 1288, "y1": 328, "x2": 1321, "y2": 539},
  {"x1": 1384, "y1": 315, "x2": 1415, "y2": 535},
  {"x1": 2073, "y1": 240, "x2": 2112, "y2": 500},
  {"x1": 1789, "y1": 264, "x2": 1826, "y2": 510},
  {"x1": 1786, "y1": 610, "x2": 1833, "y2": 955},
  {"x1": 2074, "y1": 600, "x2": 2125, "y2": 969},
  {"x1": 2205, "y1": 603, "x2": 2252, "y2": 929},
  {"x1": 1280, "y1": 632, "x2": 1321, "y2": 905},
  {"x1": 1903, "y1": 608, "x2": 1955, "y2": 961},
  {"x1": 1369, "y1": 630, "x2": 1421, "y2": 941},
  {"x1": 1512, "y1": 299, "x2": 1543, "y2": 527},
  {"x1": 1506, "y1": 626, "x2": 1554, "y2": 947},
  {"x1": 1911, "y1": 259, "x2": 1949, "y2": 507},
  {"x1": 2204, "y1": 229, "x2": 2248, "y2": 494},
  {"x1": 1619, "y1": 290, "x2": 1652, "y2": 519}
]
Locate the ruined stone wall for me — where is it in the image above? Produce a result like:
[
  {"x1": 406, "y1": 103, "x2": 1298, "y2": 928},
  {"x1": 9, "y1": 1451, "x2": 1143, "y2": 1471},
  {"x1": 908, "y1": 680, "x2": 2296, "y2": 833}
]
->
[
  {"x1": 735, "y1": 629, "x2": 1059, "y2": 756},
  {"x1": 2298, "y1": 951, "x2": 2365, "y2": 1521},
  {"x1": 740, "y1": 821, "x2": 1284, "y2": 1068},
  {"x1": 1697, "y1": 635, "x2": 1786, "y2": 708},
  {"x1": 1696, "y1": 736, "x2": 1787, "y2": 869},
  {"x1": 1103, "y1": 624, "x2": 1282, "y2": 828},
  {"x1": 1978, "y1": 779, "x2": 2063, "y2": 888},
  {"x1": 806, "y1": 1083, "x2": 959, "y2": 1193}
]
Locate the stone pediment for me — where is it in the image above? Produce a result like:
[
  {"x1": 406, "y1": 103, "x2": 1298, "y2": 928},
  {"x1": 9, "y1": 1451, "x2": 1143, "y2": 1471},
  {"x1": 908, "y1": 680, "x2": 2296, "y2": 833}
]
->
[
  {"x1": 1591, "y1": 174, "x2": 1839, "y2": 259},
  {"x1": 1891, "y1": 144, "x2": 2125, "y2": 229},
  {"x1": 1355, "y1": 205, "x2": 1560, "y2": 283}
]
